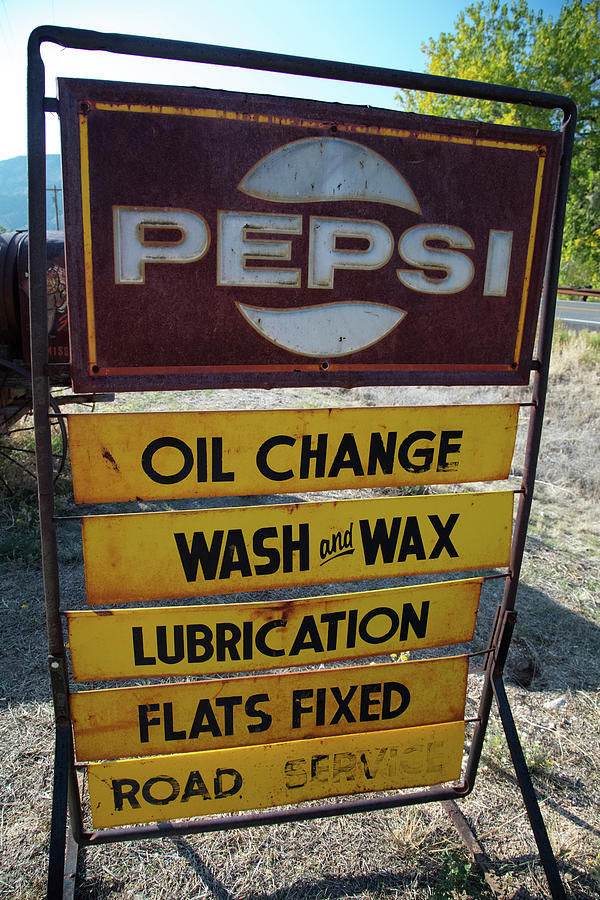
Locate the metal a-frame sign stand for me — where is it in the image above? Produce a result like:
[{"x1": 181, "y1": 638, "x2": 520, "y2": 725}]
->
[{"x1": 27, "y1": 25, "x2": 575, "y2": 900}]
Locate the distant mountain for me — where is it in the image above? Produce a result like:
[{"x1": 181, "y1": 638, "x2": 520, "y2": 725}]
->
[{"x1": 0, "y1": 155, "x2": 63, "y2": 232}]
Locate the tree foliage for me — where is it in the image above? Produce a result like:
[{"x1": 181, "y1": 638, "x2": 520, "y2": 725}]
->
[{"x1": 400, "y1": 0, "x2": 600, "y2": 286}]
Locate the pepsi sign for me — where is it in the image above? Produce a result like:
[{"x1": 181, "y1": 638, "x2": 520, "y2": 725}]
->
[{"x1": 58, "y1": 79, "x2": 561, "y2": 391}]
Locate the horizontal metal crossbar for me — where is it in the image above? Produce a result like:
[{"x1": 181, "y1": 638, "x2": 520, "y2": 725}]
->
[
  {"x1": 80, "y1": 782, "x2": 472, "y2": 847},
  {"x1": 29, "y1": 24, "x2": 575, "y2": 117}
]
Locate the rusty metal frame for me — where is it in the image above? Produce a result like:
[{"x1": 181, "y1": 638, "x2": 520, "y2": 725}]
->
[{"x1": 27, "y1": 25, "x2": 575, "y2": 900}]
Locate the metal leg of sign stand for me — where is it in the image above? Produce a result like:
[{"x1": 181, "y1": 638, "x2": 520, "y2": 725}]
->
[
  {"x1": 46, "y1": 724, "x2": 70, "y2": 900},
  {"x1": 46, "y1": 733, "x2": 81, "y2": 900},
  {"x1": 492, "y1": 674, "x2": 567, "y2": 900},
  {"x1": 442, "y1": 800, "x2": 502, "y2": 897},
  {"x1": 45, "y1": 656, "x2": 84, "y2": 899},
  {"x1": 63, "y1": 826, "x2": 79, "y2": 900},
  {"x1": 489, "y1": 612, "x2": 566, "y2": 898},
  {"x1": 450, "y1": 607, "x2": 566, "y2": 900}
]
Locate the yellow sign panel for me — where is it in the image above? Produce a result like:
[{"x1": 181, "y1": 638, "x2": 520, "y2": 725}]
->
[
  {"x1": 71, "y1": 655, "x2": 468, "y2": 761},
  {"x1": 67, "y1": 577, "x2": 481, "y2": 680},
  {"x1": 82, "y1": 491, "x2": 512, "y2": 604},
  {"x1": 68, "y1": 405, "x2": 518, "y2": 503},
  {"x1": 87, "y1": 720, "x2": 465, "y2": 828}
]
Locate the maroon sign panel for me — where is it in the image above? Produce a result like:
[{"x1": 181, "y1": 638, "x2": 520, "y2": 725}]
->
[{"x1": 58, "y1": 79, "x2": 562, "y2": 391}]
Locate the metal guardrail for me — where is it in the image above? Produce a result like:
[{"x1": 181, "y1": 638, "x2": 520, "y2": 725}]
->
[{"x1": 557, "y1": 286, "x2": 600, "y2": 300}]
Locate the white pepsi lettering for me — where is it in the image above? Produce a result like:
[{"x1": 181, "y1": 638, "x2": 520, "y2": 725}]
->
[
  {"x1": 113, "y1": 207, "x2": 210, "y2": 285},
  {"x1": 114, "y1": 209, "x2": 485, "y2": 295},
  {"x1": 307, "y1": 217, "x2": 394, "y2": 289},
  {"x1": 483, "y1": 230, "x2": 514, "y2": 297},
  {"x1": 396, "y1": 224, "x2": 475, "y2": 294},
  {"x1": 217, "y1": 212, "x2": 302, "y2": 288}
]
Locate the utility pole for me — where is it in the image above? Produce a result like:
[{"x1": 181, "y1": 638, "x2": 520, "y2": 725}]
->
[{"x1": 46, "y1": 185, "x2": 61, "y2": 229}]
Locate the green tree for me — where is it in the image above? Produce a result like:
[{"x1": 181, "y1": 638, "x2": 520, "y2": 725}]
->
[{"x1": 400, "y1": 0, "x2": 600, "y2": 286}]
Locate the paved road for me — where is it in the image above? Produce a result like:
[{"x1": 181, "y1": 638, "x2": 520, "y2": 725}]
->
[{"x1": 555, "y1": 297, "x2": 600, "y2": 331}]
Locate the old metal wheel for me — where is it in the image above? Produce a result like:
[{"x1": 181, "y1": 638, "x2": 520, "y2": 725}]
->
[{"x1": 0, "y1": 359, "x2": 67, "y2": 494}]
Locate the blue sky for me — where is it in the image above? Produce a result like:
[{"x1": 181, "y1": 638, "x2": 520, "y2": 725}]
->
[{"x1": 0, "y1": 0, "x2": 565, "y2": 162}]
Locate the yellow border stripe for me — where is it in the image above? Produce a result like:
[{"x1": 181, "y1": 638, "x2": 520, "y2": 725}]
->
[
  {"x1": 514, "y1": 155, "x2": 546, "y2": 364},
  {"x1": 93, "y1": 101, "x2": 540, "y2": 152},
  {"x1": 78, "y1": 114, "x2": 97, "y2": 368}
]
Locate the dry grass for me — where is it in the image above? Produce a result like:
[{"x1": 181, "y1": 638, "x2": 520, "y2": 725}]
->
[{"x1": 1, "y1": 324, "x2": 599, "y2": 898}]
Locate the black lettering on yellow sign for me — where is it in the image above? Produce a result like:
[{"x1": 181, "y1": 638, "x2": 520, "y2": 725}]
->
[
  {"x1": 142, "y1": 437, "x2": 235, "y2": 485},
  {"x1": 87, "y1": 721, "x2": 465, "y2": 826},
  {"x1": 359, "y1": 514, "x2": 459, "y2": 564},
  {"x1": 319, "y1": 524, "x2": 354, "y2": 565},
  {"x1": 290, "y1": 682, "x2": 410, "y2": 729},
  {"x1": 140, "y1": 430, "x2": 464, "y2": 487},
  {"x1": 284, "y1": 745, "x2": 411, "y2": 789},
  {"x1": 134, "y1": 681, "x2": 411, "y2": 744},
  {"x1": 112, "y1": 768, "x2": 243, "y2": 811},
  {"x1": 173, "y1": 523, "x2": 310, "y2": 582},
  {"x1": 131, "y1": 600, "x2": 429, "y2": 667},
  {"x1": 80, "y1": 492, "x2": 509, "y2": 606},
  {"x1": 112, "y1": 737, "x2": 419, "y2": 810},
  {"x1": 254, "y1": 430, "x2": 464, "y2": 483},
  {"x1": 69, "y1": 406, "x2": 518, "y2": 504},
  {"x1": 172, "y1": 514, "x2": 459, "y2": 585},
  {"x1": 109, "y1": 738, "x2": 429, "y2": 812},
  {"x1": 138, "y1": 694, "x2": 272, "y2": 741}
]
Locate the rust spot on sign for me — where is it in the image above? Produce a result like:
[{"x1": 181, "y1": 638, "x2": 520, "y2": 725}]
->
[{"x1": 101, "y1": 448, "x2": 119, "y2": 472}]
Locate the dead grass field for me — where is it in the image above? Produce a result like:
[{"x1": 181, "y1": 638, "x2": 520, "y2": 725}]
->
[{"x1": 0, "y1": 325, "x2": 599, "y2": 899}]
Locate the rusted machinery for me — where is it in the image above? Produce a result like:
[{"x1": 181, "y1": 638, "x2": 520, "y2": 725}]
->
[{"x1": 0, "y1": 230, "x2": 99, "y2": 488}]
